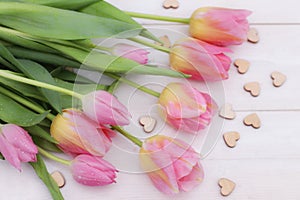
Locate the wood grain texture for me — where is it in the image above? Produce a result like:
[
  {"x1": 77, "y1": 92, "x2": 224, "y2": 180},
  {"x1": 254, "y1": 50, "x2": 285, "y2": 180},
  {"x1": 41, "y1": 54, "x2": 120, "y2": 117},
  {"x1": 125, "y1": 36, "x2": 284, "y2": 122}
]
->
[{"x1": 1, "y1": 1, "x2": 300, "y2": 199}]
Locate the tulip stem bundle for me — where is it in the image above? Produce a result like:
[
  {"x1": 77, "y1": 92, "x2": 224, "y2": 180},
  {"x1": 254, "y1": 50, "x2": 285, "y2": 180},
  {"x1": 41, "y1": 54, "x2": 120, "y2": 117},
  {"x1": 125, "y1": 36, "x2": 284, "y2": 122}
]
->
[
  {"x1": 125, "y1": 11, "x2": 190, "y2": 24},
  {"x1": 129, "y1": 38, "x2": 171, "y2": 53},
  {"x1": 106, "y1": 73, "x2": 161, "y2": 97},
  {"x1": 0, "y1": 70, "x2": 83, "y2": 100},
  {"x1": 38, "y1": 147, "x2": 71, "y2": 166},
  {"x1": 111, "y1": 126, "x2": 143, "y2": 147}
]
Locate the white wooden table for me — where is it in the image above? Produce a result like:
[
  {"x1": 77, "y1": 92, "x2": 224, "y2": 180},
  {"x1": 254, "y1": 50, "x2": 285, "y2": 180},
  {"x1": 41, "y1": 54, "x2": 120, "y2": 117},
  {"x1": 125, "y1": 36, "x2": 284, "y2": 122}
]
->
[{"x1": 1, "y1": 1, "x2": 300, "y2": 199}]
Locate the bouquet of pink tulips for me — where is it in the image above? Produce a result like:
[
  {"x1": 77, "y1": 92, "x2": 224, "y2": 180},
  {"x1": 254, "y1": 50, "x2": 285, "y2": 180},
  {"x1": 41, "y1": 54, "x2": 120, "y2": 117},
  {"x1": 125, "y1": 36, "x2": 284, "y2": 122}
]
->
[{"x1": 0, "y1": 1, "x2": 251, "y2": 199}]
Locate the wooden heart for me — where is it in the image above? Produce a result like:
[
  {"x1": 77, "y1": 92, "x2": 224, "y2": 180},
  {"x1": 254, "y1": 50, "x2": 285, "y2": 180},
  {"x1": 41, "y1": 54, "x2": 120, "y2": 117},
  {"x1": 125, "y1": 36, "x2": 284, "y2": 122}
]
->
[
  {"x1": 234, "y1": 59, "x2": 250, "y2": 74},
  {"x1": 218, "y1": 178, "x2": 236, "y2": 196},
  {"x1": 139, "y1": 116, "x2": 157, "y2": 133},
  {"x1": 271, "y1": 71, "x2": 286, "y2": 87},
  {"x1": 155, "y1": 35, "x2": 172, "y2": 48},
  {"x1": 219, "y1": 103, "x2": 236, "y2": 120},
  {"x1": 243, "y1": 113, "x2": 261, "y2": 129},
  {"x1": 163, "y1": 0, "x2": 179, "y2": 9},
  {"x1": 247, "y1": 28, "x2": 259, "y2": 43},
  {"x1": 51, "y1": 171, "x2": 66, "y2": 188},
  {"x1": 244, "y1": 82, "x2": 260, "y2": 97},
  {"x1": 223, "y1": 131, "x2": 240, "y2": 148}
]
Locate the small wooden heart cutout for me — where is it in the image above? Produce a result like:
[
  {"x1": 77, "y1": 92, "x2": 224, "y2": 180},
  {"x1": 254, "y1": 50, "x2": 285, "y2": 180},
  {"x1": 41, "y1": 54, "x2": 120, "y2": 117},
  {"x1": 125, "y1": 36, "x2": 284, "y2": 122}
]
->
[
  {"x1": 243, "y1": 113, "x2": 261, "y2": 129},
  {"x1": 244, "y1": 82, "x2": 260, "y2": 97},
  {"x1": 163, "y1": 0, "x2": 179, "y2": 9},
  {"x1": 219, "y1": 103, "x2": 236, "y2": 120},
  {"x1": 218, "y1": 178, "x2": 236, "y2": 196},
  {"x1": 139, "y1": 116, "x2": 157, "y2": 133},
  {"x1": 154, "y1": 35, "x2": 172, "y2": 48},
  {"x1": 234, "y1": 59, "x2": 250, "y2": 74},
  {"x1": 223, "y1": 131, "x2": 240, "y2": 148},
  {"x1": 51, "y1": 171, "x2": 66, "y2": 188},
  {"x1": 271, "y1": 71, "x2": 286, "y2": 87},
  {"x1": 247, "y1": 28, "x2": 259, "y2": 43}
]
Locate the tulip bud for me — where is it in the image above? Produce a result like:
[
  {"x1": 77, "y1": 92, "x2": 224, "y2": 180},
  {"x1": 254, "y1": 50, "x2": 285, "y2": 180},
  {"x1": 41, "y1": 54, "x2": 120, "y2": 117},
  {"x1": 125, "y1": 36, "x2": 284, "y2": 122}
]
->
[
  {"x1": 170, "y1": 37, "x2": 232, "y2": 81},
  {"x1": 50, "y1": 109, "x2": 115, "y2": 156},
  {"x1": 82, "y1": 91, "x2": 131, "y2": 126},
  {"x1": 0, "y1": 124, "x2": 38, "y2": 170},
  {"x1": 189, "y1": 7, "x2": 252, "y2": 46},
  {"x1": 140, "y1": 135, "x2": 204, "y2": 194},
  {"x1": 158, "y1": 82, "x2": 217, "y2": 133},
  {"x1": 71, "y1": 154, "x2": 117, "y2": 186},
  {"x1": 111, "y1": 43, "x2": 149, "y2": 64}
]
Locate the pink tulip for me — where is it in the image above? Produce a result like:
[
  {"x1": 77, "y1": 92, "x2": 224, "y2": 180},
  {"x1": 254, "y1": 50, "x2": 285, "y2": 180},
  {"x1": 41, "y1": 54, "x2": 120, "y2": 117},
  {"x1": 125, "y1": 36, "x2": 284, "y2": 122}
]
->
[
  {"x1": 158, "y1": 82, "x2": 217, "y2": 133},
  {"x1": 189, "y1": 7, "x2": 252, "y2": 46},
  {"x1": 0, "y1": 124, "x2": 38, "y2": 170},
  {"x1": 170, "y1": 37, "x2": 232, "y2": 81},
  {"x1": 82, "y1": 91, "x2": 131, "y2": 126},
  {"x1": 71, "y1": 154, "x2": 117, "y2": 186},
  {"x1": 140, "y1": 135, "x2": 204, "y2": 195},
  {"x1": 111, "y1": 43, "x2": 149, "y2": 64},
  {"x1": 50, "y1": 109, "x2": 115, "y2": 156}
]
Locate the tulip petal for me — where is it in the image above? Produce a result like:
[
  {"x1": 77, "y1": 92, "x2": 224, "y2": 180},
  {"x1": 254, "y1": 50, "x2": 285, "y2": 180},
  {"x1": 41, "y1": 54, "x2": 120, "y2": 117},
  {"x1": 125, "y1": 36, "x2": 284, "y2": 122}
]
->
[{"x1": 0, "y1": 134, "x2": 21, "y2": 170}]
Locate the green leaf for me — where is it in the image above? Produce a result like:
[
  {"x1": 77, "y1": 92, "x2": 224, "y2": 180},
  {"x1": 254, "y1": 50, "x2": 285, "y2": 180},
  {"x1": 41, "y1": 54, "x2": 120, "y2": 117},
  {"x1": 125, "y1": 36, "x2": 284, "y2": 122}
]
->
[
  {"x1": 0, "y1": 153, "x2": 3, "y2": 160},
  {"x1": 17, "y1": 60, "x2": 62, "y2": 113},
  {"x1": 80, "y1": 1, "x2": 160, "y2": 42},
  {"x1": 7, "y1": 46, "x2": 81, "y2": 68},
  {"x1": 0, "y1": 78, "x2": 46, "y2": 101},
  {"x1": 51, "y1": 68, "x2": 95, "y2": 84},
  {"x1": 0, "y1": 0, "x2": 102, "y2": 10},
  {"x1": 0, "y1": 2, "x2": 143, "y2": 40},
  {"x1": 25, "y1": 125, "x2": 58, "y2": 144},
  {"x1": 0, "y1": 26, "x2": 56, "y2": 53},
  {"x1": 44, "y1": 42, "x2": 188, "y2": 78},
  {"x1": 0, "y1": 44, "x2": 62, "y2": 112},
  {"x1": 30, "y1": 154, "x2": 64, "y2": 200},
  {"x1": 55, "y1": 78, "x2": 108, "y2": 94},
  {"x1": 32, "y1": 136, "x2": 62, "y2": 153},
  {"x1": 0, "y1": 93, "x2": 49, "y2": 127}
]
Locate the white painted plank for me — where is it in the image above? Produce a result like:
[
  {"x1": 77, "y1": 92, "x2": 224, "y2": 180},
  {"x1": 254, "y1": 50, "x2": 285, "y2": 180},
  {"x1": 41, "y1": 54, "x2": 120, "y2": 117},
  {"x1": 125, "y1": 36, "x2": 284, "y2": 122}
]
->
[
  {"x1": 106, "y1": 0, "x2": 300, "y2": 24},
  {"x1": 1, "y1": 135, "x2": 300, "y2": 199}
]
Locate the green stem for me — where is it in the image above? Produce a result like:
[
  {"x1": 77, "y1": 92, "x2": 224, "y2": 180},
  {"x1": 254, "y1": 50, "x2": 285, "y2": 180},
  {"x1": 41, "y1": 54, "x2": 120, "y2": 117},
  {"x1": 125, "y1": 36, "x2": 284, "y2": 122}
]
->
[
  {"x1": 38, "y1": 147, "x2": 71, "y2": 166},
  {"x1": 106, "y1": 73, "x2": 160, "y2": 98},
  {"x1": 0, "y1": 86, "x2": 55, "y2": 121},
  {"x1": 129, "y1": 38, "x2": 171, "y2": 53},
  {"x1": 0, "y1": 70, "x2": 83, "y2": 99},
  {"x1": 125, "y1": 11, "x2": 190, "y2": 24},
  {"x1": 112, "y1": 126, "x2": 143, "y2": 147}
]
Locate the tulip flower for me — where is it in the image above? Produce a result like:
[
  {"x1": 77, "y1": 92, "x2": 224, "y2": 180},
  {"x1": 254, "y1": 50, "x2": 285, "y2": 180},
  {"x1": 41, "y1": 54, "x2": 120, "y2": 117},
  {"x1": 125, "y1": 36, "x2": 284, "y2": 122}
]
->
[
  {"x1": 158, "y1": 82, "x2": 217, "y2": 133},
  {"x1": 0, "y1": 124, "x2": 38, "y2": 170},
  {"x1": 170, "y1": 37, "x2": 231, "y2": 81},
  {"x1": 71, "y1": 154, "x2": 117, "y2": 186},
  {"x1": 82, "y1": 90, "x2": 131, "y2": 126},
  {"x1": 50, "y1": 109, "x2": 115, "y2": 156},
  {"x1": 111, "y1": 43, "x2": 149, "y2": 64},
  {"x1": 140, "y1": 135, "x2": 204, "y2": 195},
  {"x1": 189, "y1": 7, "x2": 252, "y2": 46}
]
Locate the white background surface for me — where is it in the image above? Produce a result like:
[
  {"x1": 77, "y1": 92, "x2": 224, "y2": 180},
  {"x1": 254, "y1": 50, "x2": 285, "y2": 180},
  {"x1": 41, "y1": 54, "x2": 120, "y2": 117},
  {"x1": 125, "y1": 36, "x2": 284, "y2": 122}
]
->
[{"x1": 1, "y1": 0, "x2": 300, "y2": 199}]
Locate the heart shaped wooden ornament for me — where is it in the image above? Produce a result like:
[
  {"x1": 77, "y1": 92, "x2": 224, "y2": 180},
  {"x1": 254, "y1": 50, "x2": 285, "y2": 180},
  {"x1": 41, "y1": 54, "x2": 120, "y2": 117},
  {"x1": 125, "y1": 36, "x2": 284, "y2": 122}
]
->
[
  {"x1": 247, "y1": 28, "x2": 259, "y2": 43},
  {"x1": 244, "y1": 82, "x2": 260, "y2": 97},
  {"x1": 243, "y1": 113, "x2": 261, "y2": 129},
  {"x1": 139, "y1": 116, "x2": 157, "y2": 133},
  {"x1": 218, "y1": 178, "x2": 236, "y2": 196},
  {"x1": 163, "y1": 0, "x2": 179, "y2": 9},
  {"x1": 51, "y1": 171, "x2": 66, "y2": 188},
  {"x1": 234, "y1": 59, "x2": 250, "y2": 74},
  {"x1": 219, "y1": 103, "x2": 236, "y2": 120},
  {"x1": 223, "y1": 131, "x2": 240, "y2": 148},
  {"x1": 271, "y1": 71, "x2": 286, "y2": 87}
]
